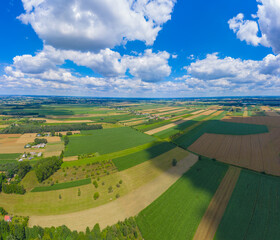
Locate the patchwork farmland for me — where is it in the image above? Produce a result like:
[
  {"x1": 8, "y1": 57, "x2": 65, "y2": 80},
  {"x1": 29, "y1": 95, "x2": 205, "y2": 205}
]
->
[{"x1": 1, "y1": 97, "x2": 280, "y2": 240}]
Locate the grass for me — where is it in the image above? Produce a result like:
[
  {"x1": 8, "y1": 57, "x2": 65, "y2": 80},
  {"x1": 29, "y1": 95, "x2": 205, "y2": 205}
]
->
[
  {"x1": 134, "y1": 119, "x2": 172, "y2": 132},
  {"x1": 214, "y1": 170, "x2": 280, "y2": 240},
  {"x1": 62, "y1": 141, "x2": 159, "y2": 167},
  {"x1": 136, "y1": 158, "x2": 228, "y2": 240},
  {"x1": 21, "y1": 171, "x2": 39, "y2": 191},
  {"x1": 0, "y1": 147, "x2": 188, "y2": 215},
  {"x1": 64, "y1": 127, "x2": 156, "y2": 157},
  {"x1": 174, "y1": 112, "x2": 268, "y2": 149},
  {"x1": 31, "y1": 178, "x2": 91, "y2": 192},
  {"x1": 112, "y1": 142, "x2": 176, "y2": 171},
  {"x1": 0, "y1": 153, "x2": 21, "y2": 161}
]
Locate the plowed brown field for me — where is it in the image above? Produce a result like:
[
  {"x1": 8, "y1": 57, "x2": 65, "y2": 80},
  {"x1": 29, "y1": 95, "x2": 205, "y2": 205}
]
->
[{"x1": 189, "y1": 129, "x2": 280, "y2": 176}]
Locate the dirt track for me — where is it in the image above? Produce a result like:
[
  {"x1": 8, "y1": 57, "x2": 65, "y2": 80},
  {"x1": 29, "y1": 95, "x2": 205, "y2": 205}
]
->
[
  {"x1": 29, "y1": 153, "x2": 198, "y2": 231},
  {"x1": 193, "y1": 167, "x2": 240, "y2": 240}
]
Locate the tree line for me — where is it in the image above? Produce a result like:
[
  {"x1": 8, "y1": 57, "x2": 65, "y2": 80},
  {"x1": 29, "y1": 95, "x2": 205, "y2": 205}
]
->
[
  {"x1": 0, "y1": 123, "x2": 102, "y2": 134},
  {"x1": 0, "y1": 217, "x2": 141, "y2": 240}
]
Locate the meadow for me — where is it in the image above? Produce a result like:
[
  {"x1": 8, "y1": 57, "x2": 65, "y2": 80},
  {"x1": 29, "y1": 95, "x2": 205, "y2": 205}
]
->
[
  {"x1": 31, "y1": 178, "x2": 91, "y2": 192},
  {"x1": 136, "y1": 158, "x2": 228, "y2": 240},
  {"x1": 215, "y1": 170, "x2": 280, "y2": 240},
  {"x1": 112, "y1": 142, "x2": 176, "y2": 171},
  {"x1": 64, "y1": 127, "x2": 156, "y2": 157},
  {"x1": 0, "y1": 147, "x2": 189, "y2": 215}
]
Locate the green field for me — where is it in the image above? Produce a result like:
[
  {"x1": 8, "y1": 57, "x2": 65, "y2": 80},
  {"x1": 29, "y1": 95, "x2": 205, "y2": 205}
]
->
[
  {"x1": 134, "y1": 119, "x2": 171, "y2": 132},
  {"x1": 174, "y1": 112, "x2": 268, "y2": 149},
  {"x1": 215, "y1": 170, "x2": 280, "y2": 240},
  {"x1": 112, "y1": 142, "x2": 176, "y2": 171},
  {"x1": 136, "y1": 159, "x2": 228, "y2": 240},
  {"x1": 153, "y1": 115, "x2": 208, "y2": 139},
  {"x1": 64, "y1": 127, "x2": 156, "y2": 157},
  {"x1": 31, "y1": 178, "x2": 91, "y2": 192},
  {"x1": 0, "y1": 153, "x2": 21, "y2": 164}
]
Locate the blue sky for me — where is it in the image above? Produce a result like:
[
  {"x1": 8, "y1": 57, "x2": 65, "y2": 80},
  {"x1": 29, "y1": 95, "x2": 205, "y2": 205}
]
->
[{"x1": 0, "y1": 0, "x2": 279, "y2": 97}]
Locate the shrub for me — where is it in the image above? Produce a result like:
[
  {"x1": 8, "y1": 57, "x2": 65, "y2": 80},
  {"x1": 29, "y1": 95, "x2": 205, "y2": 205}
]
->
[
  {"x1": 59, "y1": 194, "x2": 62, "y2": 199},
  {"x1": 116, "y1": 184, "x2": 120, "y2": 188},
  {"x1": 119, "y1": 180, "x2": 123, "y2": 184},
  {"x1": 108, "y1": 186, "x2": 113, "y2": 193},
  {"x1": 172, "y1": 158, "x2": 177, "y2": 167},
  {"x1": 93, "y1": 180, "x2": 98, "y2": 188},
  {"x1": 116, "y1": 193, "x2": 120, "y2": 199},
  {"x1": 78, "y1": 188, "x2": 81, "y2": 196},
  {"x1": 0, "y1": 207, "x2": 8, "y2": 216},
  {"x1": 94, "y1": 192, "x2": 99, "y2": 200}
]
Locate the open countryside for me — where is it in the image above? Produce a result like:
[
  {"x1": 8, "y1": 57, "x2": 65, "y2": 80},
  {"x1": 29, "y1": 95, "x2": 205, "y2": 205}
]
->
[{"x1": 1, "y1": 0, "x2": 280, "y2": 239}]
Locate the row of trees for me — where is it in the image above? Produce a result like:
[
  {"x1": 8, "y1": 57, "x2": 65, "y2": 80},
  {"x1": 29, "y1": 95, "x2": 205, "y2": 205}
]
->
[
  {"x1": 34, "y1": 156, "x2": 63, "y2": 182},
  {"x1": 0, "y1": 217, "x2": 140, "y2": 240},
  {"x1": 2, "y1": 183, "x2": 26, "y2": 195},
  {"x1": 0, "y1": 123, "x2": 102, "y2": 134}
]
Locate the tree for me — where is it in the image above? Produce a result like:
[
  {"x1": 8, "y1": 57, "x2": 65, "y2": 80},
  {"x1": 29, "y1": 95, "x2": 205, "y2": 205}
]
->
[
  {"x1": 93, "y1": 192, "x2": 99, "y2": 200},
  {"x1": 17, "y1": 162, "x2": 31, "y2": 179},
  {"x1": 64, "y1": 136, "x2": 69, "y2": 146}
]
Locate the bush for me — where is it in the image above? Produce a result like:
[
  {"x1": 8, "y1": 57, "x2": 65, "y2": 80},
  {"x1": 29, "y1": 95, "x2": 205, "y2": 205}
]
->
[
  {"x1": 94, "y1": 192, "x2": 99, "y2": 200},
  {"x1": 108, "y1": 186, "x2": 113, "y2": 193},
  {"x1": 172, "y1": 158, "x2": 177, "y2": 167},
  {"x1": 78, "y1": 188, "x2": 81, "y2": 196},
  {"x1": 119, "y1": 180, "x2": 123, "y2": 184},
  {"x1": 59, "y1": 194, "x2": 62, "y2": 199},
  {"x1": 116, "y1": 193, "x2": 120, "y2": 198},
  {"x1": 93, "y1": 180, "x2": 98, "y2": 188},
  {"x1": 0, "y1": 207, "x2": 8, "y2": 216},
  {"x1": 116, "y1": 184, "x2": 120, "y2": 188},
  {"x1": 66, "y1": 131, "x2": 73, "y2": 136}
]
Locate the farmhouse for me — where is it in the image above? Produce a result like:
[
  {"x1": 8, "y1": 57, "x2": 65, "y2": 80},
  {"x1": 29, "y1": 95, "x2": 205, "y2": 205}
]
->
[{"x1": 4, "y1": 215, "x2": 12, "y2": 222}]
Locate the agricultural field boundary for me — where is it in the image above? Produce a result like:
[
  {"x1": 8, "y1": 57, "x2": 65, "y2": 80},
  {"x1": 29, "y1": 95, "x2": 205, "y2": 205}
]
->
[
  {"x1": 193, "y1": 166, "x2": 241, "y2": 240},
  {"x1": 62, "y1": 141, "x2": 160, "y2": 167},
  {"x1": 145, "y1": 110, "x2": 216, "y2": 135},
  {"x1": 28, "y1": 153, "x2": 198, "y2": 231},
  {"x1": 31, "y1": 178, "x2": 91, "y2": 192}
]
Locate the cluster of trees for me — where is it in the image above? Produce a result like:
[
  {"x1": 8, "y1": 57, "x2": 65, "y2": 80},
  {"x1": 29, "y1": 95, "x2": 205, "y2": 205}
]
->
[
  {"x1": 17, "y1": 162, "x2": 31, "y2": 179},
  {"x1": 0, "y1": 162, "x2": 31, "y2": 180},
  {"x1": 2, "y1": 183, "x2": 26, "y2": 195},
  {"x1": 34, "y1": 138, "x2": 48, "y2": 145},
  {"x1": 0, "y1": 123, "x2": 102, "y2": 134},
  {"x1": 0, "y1": 217, "x2": 141, "y2": 240},
  {"x1": 34, "y1": 156, "x2": 63, "y2": 182}
]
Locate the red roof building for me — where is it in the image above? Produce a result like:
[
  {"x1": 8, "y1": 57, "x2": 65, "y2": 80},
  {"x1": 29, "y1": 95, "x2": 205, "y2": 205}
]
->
[{"x1": 4, "y1": 215, "x2": 12, "y2": 222}]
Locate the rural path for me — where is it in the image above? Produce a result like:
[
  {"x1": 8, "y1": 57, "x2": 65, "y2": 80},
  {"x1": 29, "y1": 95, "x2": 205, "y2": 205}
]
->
[
  {"x1": 192, "y1": 166, "x2": 241, "y2": 240},
  {"x1": 29, "y1": 153, "x2": 198, "y2": 231}
]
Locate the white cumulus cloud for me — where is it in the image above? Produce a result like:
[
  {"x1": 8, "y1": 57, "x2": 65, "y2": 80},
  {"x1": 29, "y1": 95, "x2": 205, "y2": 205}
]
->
[
  {"x1": 228, "y1": 0, "x2": 280, "y2": 53},
  {"x1": 18, "y1": 0, "x2": 176, "y2": 52}
]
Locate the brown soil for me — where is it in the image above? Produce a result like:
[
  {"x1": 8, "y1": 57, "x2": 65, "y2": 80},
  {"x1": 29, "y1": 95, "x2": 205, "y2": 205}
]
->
[{"x1": 189, "y1": 129, "x2": 280, "y2": 176}]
